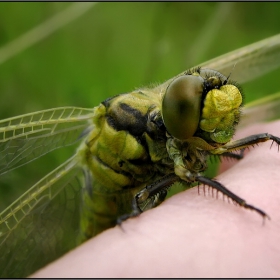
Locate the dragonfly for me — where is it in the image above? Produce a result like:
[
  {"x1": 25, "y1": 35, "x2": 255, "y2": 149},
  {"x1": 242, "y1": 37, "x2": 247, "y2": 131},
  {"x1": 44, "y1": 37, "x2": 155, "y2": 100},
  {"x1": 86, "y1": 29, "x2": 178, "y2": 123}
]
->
[{"x1": 1, "y1": 33, "x2": 280, "y2": 278}]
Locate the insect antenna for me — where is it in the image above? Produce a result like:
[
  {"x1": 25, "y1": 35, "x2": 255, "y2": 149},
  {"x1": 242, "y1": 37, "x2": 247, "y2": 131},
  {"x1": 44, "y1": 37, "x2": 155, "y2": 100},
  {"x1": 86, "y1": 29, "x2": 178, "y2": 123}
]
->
[{"x1": 223, "y1": 62, "x2": 237, "y2": 85}]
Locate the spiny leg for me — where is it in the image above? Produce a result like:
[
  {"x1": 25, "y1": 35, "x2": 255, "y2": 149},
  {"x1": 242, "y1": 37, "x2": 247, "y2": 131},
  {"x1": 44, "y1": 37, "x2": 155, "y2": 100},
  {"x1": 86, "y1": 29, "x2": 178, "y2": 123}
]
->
[
  {"x1": 216, "y1": 133, "x2": 280, "y2": 154},
  {"x1": 206, "y1": 133, "x2": 280, "y2": 218},
  {"x1": 196, "y1": 176, "x2": 270, "y2": 220},
  {"x1": 221, "y1": 150, "x2": 245, "y2": 160},
  {"x1": 117, "y1": 173, "x2": 179, "y2": 224},
  {"x1": 209, "y1": 150, "x2": 244, "y2": 165}
]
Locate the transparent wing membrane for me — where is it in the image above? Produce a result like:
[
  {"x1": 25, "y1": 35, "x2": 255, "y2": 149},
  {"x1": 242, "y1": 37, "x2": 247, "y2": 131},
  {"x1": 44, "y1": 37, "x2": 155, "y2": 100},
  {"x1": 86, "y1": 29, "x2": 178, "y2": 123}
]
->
[
  {"x1": 0, "y1": 155, "x2": 83, "y2": 278},
  {"x1": 201, "y1": 33, "x2": 280, "y2": 83},
  {"x1": 157, "y1": 33, "x2": 280, "y2": 92},
  {"x1": 240, "y1": 91, "x2": 280, "y2": 128},
  {"x1": 0, "y1": 107, "x2": 94, "y2": 175},
  {"x1": 1, "y1": 33, "x2": 280, "y2": 277}
]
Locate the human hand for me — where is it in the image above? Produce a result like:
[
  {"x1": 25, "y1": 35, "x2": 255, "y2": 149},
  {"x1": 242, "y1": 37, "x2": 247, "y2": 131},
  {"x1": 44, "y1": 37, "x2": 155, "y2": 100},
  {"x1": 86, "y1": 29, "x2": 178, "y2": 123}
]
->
[{"x1": 32, "y1": 121, "x2": 280, "y2": 278}]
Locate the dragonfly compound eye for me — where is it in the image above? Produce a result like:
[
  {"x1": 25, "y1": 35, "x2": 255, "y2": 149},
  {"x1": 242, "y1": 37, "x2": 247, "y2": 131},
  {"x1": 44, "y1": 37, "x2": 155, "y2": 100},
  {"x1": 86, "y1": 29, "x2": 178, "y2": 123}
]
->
[{"x1": 162, "y1": 74, "x2": 204, "y2": 140}]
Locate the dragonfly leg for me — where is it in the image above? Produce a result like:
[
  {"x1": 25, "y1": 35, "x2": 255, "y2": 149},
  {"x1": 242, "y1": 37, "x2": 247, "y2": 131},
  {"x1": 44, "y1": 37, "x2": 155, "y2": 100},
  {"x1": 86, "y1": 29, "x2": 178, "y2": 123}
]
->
[
  {"x1": 214, "y1": 133, "x2": 280, "y2": 154},
  {"x1": 117, "y1": 174, "x2": 179, "y2": 224},
  {"x1": 220, "y1": 150, "x2": 245, "y2": 160},
  {"x1": 196, "y1": 175, "x2": 270, "y2": 220}
]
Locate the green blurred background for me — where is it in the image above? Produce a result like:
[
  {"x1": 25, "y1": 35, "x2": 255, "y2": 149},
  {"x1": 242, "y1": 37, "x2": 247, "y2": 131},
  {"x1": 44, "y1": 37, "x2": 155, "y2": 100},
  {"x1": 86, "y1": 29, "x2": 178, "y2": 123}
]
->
[{"x1": 1, "y1": 2, "x2": 280, "y2": 210}]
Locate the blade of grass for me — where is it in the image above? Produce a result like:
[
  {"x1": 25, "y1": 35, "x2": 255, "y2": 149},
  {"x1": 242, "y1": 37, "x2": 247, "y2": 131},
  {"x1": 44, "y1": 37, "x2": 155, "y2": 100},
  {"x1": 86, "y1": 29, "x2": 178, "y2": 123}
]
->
[{"x1": 0, "y1": 2, "x2": 97, "y2": 65}]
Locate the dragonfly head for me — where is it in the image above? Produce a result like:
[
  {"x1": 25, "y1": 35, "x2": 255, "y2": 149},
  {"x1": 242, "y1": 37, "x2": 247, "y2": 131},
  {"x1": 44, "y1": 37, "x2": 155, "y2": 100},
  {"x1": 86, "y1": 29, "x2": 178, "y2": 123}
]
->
[{"x1": 162, "y1": 68, "x2": 243, "y2": 144}]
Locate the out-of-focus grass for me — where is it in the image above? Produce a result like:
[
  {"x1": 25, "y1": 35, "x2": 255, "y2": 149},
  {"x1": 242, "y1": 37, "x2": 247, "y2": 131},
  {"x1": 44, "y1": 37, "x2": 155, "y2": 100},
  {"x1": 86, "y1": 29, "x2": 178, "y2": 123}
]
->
[{"x1": 1, "y1": 2, "x2": 280, "y2": 207}]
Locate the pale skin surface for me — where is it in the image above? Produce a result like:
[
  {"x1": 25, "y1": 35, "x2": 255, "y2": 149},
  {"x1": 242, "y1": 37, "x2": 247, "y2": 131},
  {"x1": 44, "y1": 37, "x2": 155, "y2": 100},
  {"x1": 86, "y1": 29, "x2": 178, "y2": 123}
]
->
[{"x1": 32, "y1": 121, "x2": 280, "y2": 278}]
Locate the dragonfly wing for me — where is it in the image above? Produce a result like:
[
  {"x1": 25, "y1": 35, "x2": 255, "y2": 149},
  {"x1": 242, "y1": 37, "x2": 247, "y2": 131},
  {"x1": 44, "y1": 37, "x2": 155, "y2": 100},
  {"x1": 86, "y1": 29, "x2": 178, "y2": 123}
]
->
[
  {"x1": 238, "y1": 91, "x2": 280, "y2": 129},
  {"x1": 0, "y1": 154, "x2": 84, "y2": 278},
  {"x1": 200, "y1": 33, "x2": 280, "y2": 83},
  {"x1": 0, "y1": 107, "x2": 95, "y2": 175},
  {"x1": 156, "y1": 33, "x2": 280, "y2": 93}
]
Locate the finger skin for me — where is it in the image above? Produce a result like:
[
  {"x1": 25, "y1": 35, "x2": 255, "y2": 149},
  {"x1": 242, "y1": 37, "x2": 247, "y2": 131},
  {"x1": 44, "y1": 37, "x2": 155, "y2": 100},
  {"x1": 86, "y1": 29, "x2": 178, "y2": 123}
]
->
[{"x1": 32, "y1": 121, "x2": 280, "y2": 278}]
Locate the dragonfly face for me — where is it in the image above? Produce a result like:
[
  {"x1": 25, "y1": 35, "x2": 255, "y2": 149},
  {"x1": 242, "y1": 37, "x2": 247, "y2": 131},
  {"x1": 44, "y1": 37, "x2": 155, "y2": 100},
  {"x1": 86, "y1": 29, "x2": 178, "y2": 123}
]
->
[
  {"x1": 162, "y1": 68, "x2": 242, "y2": 143},
  {"x1": 1, "y1": 33, "x2": 280, "y2": 277}
]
